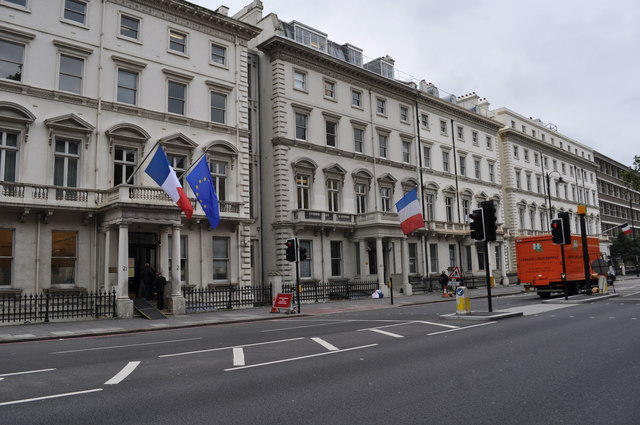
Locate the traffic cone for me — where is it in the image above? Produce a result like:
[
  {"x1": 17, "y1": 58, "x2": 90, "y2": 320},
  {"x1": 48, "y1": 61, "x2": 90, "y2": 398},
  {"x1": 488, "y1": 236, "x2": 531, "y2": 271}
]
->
[
  {"x1": 270, "y1": 298, "x2": 279, "y2": 313},
  {"x1": 442, "y1": 287, "x2": 448, "y2": 298}
]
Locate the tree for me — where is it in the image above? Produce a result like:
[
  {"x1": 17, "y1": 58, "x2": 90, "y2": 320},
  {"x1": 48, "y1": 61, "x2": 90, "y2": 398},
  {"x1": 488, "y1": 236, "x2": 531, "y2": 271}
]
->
[
  {"x1": 610, "y1": 233, "x2": 640, "y2": 265},
  {"x1": 620, "y1": 155, "x2": 640, "y2": 192}
]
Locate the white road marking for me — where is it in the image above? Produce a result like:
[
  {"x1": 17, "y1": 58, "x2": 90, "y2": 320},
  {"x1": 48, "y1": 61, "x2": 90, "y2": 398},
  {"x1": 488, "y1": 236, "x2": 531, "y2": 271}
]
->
[
  {"x1": 104, "y1": 361, "x2": 140, "y2": 385},
  {"x1": 0, "y1": 368, "x2": 56, "y2": 378},
  {"x1": 412, "y1": 320, "x2": 460, "y2": 329},
  {"x1": 51, "y1": 338, "x2": 202, "y2": 354},
  {"x1": 262, "y1": 320, "x2": 356, "y2": 332},
  {"x1": 311, "y1": 337, "x2": 339, "y2": 351},
  {"x1": 233, "y1": 348, "x2": 245, "y2": 366},
  {"x1": 159, "y1": 337, "x2": 305, "y2": 358},
  {"x1": 364, "y1": 328, "x2": 404, "y2": 338},
  {"x1": 501, "y1": 304, "x2": 576, "y2": 316},
  {"x1": 224, "y1": 344, "x2": 378, "y2": 371},
  {"x1": 0, "y1": 389, "x2": 103, "y2": 406},
  {"x1": 428, "y1": 321, "x2": 496, "y2": 335}
]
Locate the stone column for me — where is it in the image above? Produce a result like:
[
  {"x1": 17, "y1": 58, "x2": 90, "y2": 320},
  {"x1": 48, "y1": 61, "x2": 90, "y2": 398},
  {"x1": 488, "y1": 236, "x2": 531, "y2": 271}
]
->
[
  {"x1": 401, "y1": 237, "x2": 412, "y2": 295},
  {"x1": 103, "y1": 227, "x2": 110, "y2": 292},
  {"x1": 159, "y1": 226, "x2": 170, "y2": 277},
  {"x1": 168, "y1": 224, "x2": 185, "y2": 315},
  {"x1": 116, "y1": 223, "x2": 133, "y2": 318},
  {"x1": 376, "y1": 237, "x2": 386, "y2": 294}
]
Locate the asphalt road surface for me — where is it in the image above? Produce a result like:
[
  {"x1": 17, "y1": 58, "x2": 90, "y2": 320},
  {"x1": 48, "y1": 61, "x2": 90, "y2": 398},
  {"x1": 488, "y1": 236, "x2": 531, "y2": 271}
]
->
[{"x1": 2, "y1": 283, "x2": 640, "y2": 425}]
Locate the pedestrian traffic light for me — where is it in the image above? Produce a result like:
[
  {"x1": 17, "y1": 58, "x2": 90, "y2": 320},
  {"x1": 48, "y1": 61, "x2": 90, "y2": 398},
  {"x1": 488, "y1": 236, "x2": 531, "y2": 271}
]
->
[
  {"x1": 551, "y1": 218, "x2": 565, "y2": 244},
  {"x1": 285, "y1": 238, "x2": 297, "y2": 262},
  {"x1": 469, "y1": 208, "x2": 485, "y2": 241},
  {"x1": 481, "y1": 200, "x2": 497, "y2": 242},
  {"x1": 558, "y1": 211, "x2": 571, "y2": 244},
  {"x1": 299, "y1": 246, "x2": 307, "y2": 262}
]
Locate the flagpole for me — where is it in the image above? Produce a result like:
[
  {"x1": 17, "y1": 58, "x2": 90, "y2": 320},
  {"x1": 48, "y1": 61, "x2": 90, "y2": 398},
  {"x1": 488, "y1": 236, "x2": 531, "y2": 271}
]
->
[
  {"x1": 414, "y1": 101, "x2": 430, "y2": 280},
  {"x1": 125, "y1": 139, "x2": 162, "y2": 185},
  {"x1": 182, "y1": 151, "x2": 208, "y2": 177}
]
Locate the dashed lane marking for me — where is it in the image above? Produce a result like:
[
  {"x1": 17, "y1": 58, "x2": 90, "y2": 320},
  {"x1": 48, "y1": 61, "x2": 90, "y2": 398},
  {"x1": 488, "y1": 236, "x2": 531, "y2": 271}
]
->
[
  {"x1": 428, "y1": 321, "x2": 496, "y2": 336},
  {"x1": 311, "y1": 337, "x2": 339, "y2": 351},
  {"x1": 159, "y1": 337, "x2": 305, "y2": 358},
  {"x1": 0, "y1": 389, "x2": 103, "y2": 407},
  {"x1": 363, "y1": 328, "x2": 404, "y2": 338},
  {"x1": 51, "y1": 338, "x2": 203, "y2": 354},
  {"x1": 0, "y1": 368, "x2": 56, "y2": 378},
  {"x1": 233, "y1": 348, "x2": 245, "y2": 366},
  {"x1": 104, "y1": 361, "x2": 140, "y2": 385}
]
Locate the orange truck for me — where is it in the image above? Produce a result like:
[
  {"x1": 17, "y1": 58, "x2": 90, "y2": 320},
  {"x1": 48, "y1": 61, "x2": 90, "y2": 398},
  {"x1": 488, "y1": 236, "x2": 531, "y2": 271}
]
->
[{"x1": 515, "y1": 234, "x2": 601, "y2": 298}]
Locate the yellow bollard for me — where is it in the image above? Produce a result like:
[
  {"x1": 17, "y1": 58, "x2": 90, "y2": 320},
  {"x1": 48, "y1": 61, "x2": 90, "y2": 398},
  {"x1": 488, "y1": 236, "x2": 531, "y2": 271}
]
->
[{"x1": 456, "y1": 286, "x2": 470, "y2": 315}]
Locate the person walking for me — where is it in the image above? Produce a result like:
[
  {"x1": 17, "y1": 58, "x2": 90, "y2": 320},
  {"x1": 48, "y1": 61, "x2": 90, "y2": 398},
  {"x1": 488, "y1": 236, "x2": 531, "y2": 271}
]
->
[
  {"x1": 155, "y1": 271, "x2": 167, "y2": 310},
  {"x1": 439, "y1": 271, "x2": 450, "y2": 298},
  {"x1": 139, "y1": 263, "x2": 156, "y2": 300}
]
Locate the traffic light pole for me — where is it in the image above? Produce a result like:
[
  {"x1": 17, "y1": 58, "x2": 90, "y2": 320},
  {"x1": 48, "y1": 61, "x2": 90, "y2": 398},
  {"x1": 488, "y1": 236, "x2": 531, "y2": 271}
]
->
[
  {"x1": 295, "y1": 257, "x2": 301, "y2": 313},
  {"x1": 561, "y1": 244, "x2": 568, "y2": 300},
  {"x1": 484, "y1": 239, "x2": 492, "y2": 312}
]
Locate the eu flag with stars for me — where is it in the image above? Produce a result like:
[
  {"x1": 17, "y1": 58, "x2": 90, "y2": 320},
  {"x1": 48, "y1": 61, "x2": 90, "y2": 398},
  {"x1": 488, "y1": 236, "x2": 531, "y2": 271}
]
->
[{"x1": 186, "y1": 156, "x2": 220, "y2": 229}]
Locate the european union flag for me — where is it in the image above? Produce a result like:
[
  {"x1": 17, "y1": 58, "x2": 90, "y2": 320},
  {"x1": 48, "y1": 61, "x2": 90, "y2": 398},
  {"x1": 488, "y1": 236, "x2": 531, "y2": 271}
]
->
[{"x1": 186, "y1": 156, "x2": 220, "y2": 229}]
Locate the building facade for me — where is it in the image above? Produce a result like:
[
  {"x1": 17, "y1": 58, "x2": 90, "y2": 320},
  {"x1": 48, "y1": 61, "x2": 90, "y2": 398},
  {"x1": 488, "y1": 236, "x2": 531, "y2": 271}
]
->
[{"x1": 0, "y1": 0, "x2": 260, "y2": 316}]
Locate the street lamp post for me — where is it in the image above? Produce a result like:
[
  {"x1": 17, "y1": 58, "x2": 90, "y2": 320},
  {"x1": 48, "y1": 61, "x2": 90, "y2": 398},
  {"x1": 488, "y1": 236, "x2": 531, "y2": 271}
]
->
[{"x1": 545, "y1": 171, "x2": 565, "y2": 227}]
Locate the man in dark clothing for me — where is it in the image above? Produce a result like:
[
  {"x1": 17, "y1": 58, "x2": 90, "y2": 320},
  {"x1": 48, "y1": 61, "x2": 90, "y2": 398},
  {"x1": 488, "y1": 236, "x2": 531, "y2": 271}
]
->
[
  {"x1": 139, "y1": 263, "x2": 156, "y2": 300},
  {"x1": 155, "y1": 271, "x2": 167, "y2": 310},
  {"x1": 439, "y1": 271, "x2": 450, "y2": 297}
]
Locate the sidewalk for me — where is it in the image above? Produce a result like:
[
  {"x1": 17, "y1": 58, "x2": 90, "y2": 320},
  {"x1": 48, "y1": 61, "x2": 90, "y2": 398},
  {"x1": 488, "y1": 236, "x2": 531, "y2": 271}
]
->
[{"x1": 0, "y1": 284, "x2": 525, "y2": 343}]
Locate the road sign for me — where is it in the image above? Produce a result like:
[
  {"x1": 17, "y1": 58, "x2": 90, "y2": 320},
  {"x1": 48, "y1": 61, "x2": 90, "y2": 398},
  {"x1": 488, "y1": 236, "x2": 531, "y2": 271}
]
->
[
  {"x1": 449, "y1": 266, "x2": 462, "y2": 280},
  {"x1": 271, "y1": 293, "x2": 295, "y2": 314}
]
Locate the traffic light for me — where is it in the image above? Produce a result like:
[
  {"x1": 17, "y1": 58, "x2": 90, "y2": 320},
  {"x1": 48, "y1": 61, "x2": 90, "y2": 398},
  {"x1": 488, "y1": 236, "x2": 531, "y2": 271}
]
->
[
  {"x1": 481, "y1": 200, "x2": 497, "y2": 242},
  {"x1": 469, "y1": 208, "x2": 485, "y2": 241},
  {"x1": 299, "y1": 246, "x2": 307, "y2": 261},
  {"x1": 551, "y1": 218, "x2": 565, "y2": 244},
  {"x1": 558, "y1": 211, "x2": 571, "y2": 244},
  {"x1": 285, "y1": 238, "x2": 297, "y2": 262}
]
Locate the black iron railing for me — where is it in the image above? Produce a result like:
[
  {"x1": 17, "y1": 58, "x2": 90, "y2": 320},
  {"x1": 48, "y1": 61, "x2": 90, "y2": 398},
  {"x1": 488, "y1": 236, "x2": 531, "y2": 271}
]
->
[
  {"x1": 0, "y1": 290, "x2": 117, "y2": 323},
  {"x1": 183, "y1": 285, "x2": 272, "y2": 313},
  {"x1": 281, "y1": 279, "x2": 379, "y2": 303}
]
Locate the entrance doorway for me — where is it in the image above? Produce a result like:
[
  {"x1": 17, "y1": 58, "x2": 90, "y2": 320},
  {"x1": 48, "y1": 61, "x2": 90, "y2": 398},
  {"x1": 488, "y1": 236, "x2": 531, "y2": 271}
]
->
[{"x1": 128, "y1": 232, "x2": 157, "y2": 297}]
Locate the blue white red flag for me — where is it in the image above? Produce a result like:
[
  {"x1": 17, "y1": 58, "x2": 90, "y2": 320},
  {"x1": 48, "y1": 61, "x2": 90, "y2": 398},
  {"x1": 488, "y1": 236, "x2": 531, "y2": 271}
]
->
[
  {"x1": 186, "y1": 156, "x2": 220, "y2": 229},
  {"x1": 620, "y1": 222, "x2": 633, "y2": 234},
  {"x1": 395, "y1": 188, "x2": 424, "y2": 235},
  {"x1": 145, "y1": 146, "x2": 193, "y2": 219}
]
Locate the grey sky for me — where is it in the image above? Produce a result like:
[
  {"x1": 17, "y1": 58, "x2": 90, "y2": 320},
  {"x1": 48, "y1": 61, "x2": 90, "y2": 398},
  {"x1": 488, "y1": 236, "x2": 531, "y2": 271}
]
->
[{"x1": 192, "y1": 0, "x2": 640, "y2": 166}]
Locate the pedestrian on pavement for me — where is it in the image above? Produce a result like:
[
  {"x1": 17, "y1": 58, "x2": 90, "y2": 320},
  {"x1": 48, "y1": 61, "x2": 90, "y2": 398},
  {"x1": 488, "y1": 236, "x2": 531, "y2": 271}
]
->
[
  {"x1": 155, "y1": 271, "x2": 167, "y2": 310},
  {"x1": 139, "y1": 263, "x2": 156, "y2": 300},
  {"x1": 439, "y1": 271, "x2": 449, "y2": 297}
]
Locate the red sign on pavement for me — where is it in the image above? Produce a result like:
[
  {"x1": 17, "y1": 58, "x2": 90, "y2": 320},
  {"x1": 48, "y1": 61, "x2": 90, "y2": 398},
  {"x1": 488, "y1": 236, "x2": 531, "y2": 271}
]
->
[{"x1": 274, "y1": 293, "x2": 293, "y2": 309}]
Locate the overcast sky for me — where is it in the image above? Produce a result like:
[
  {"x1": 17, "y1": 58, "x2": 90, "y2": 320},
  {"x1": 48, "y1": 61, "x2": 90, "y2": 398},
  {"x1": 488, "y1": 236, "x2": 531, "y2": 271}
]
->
[{"x1": 191, "y1": 0, "x2": 640, "y2": 167}]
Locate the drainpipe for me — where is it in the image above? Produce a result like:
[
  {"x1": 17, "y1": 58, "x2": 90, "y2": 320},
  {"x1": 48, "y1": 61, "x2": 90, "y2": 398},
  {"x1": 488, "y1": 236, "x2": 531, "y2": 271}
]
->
[{"x1": 35, "y1": 215, "x2": 41, "y2": 294}]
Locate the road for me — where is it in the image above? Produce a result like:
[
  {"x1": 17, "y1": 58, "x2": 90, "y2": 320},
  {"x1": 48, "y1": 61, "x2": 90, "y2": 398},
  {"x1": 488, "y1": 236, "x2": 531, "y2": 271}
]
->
[{"x1": 2, "y1": 282, "x2": 640, "y2": 425}]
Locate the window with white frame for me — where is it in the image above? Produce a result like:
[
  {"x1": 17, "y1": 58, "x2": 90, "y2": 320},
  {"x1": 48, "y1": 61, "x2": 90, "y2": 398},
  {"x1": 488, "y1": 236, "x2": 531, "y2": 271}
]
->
[
  {"x1": 3, "y1": 0, "x2": 27, "y2": 7},
  {"x1": 402, "y1": 141, "x2": 411, "y2": 163},
  {"x1": 518, "y1": 206, "x2": 526, "y2": 228},
  {"x1": 425, "y1": 193, "x2": 434, "y2": 221},
  {"x1": 354, "y1": 242, "x2": 361, "y2": 276},
  {"x1": 113, "y1": 146, "x2": 136, "y2": 186},
  {"x1": 380, "y1": 187, "x2": 391, "y2": 211},
  {"x1": 54, "y1": 139, "x2": 79, "y2": 188},
  {"x1": 58, "y1": 54, "x2": 84, "y2": 94},
  {"x1": 117, "y1": 69, "x2": 138, "y2": 105},
  {"x1": 0, "y1": 130, "x2": 19, "y2": 182},
  {"x1": 330, "y1": 240, "x2": 342, "y2": 277},
  {"x1": 210, "y1": 43, "x2": 226, "y2": 66},
  {"x1": 474, "y1": 159, "x2": 481, "y2": 179},
  {"x1": 0, "y1": 39, "x2": 25, "y2": 82},
  {"x1": 325, "y1": 120, "x2": 337, "y2": 147},
  {"x1": 376, "y1": 98, "x2": 386, "y2": 115},
  {"x1": 488, "y1": 162, "x2": 495, "y2": 182},
  {"x1": 526, "y1": 173, "x2": 532, "y2": 191},
  {"x1": 423, "y1": 145, "x2": 431, "y2": 168},
  {"x1": 440, "y1": 120, "x2": 447, "y2": 134},
  {"x1": 168, "y1": 235, "x2": 187, "y2": 282},
  {"x1": 51, "y1": 230, "x2": 77, "y2": 285},
  {"x1": 168, "y1": 29, "x2": 187, "y2": 54},
  {"x1": 457, "y1": 125, "x2": 464, "y2": 140},
  {"x1": 299, "y1": 239, "x2": 313, "y2": 278},
  {"x1": 524, "y1": 149, "x2": 529, "y2": 162},
  {"x1": 445, "y1": 196, "x2": 453, "y2": 222},
  {"x1": 327, "y1": 178, "x2": 340, "y2": 212},
  {"x1": 212, "y1": 237, "x2": 229, "y2": 280},
  {"x1": 515, "y1": 170, "x2": 521, "y2": 189},
  {"x1": 353, "y1": 127, "x2": 364, "y2": 153},
  {"x1": 119, "y1": 14, "x2": 140, "y2": 40},
  {"x1": 295, "y1": 112, "x2": 308, "y2": 140},
  {"x1": 351, "y1": 89, "x2": 362, "y2": 107},
  {"x1": 210, "y1": 160, "x2": 227, "y2": 201},
  {"x1": 293, "y1": 70, "x2": 307, "y2": 91},
  {"x1": 400, "y1": 106, "x2": 409, "y2": 122},
  {"x1": 63, "y1": 0, "x2": 86, "y2": 25},
  {"x1": 472, "y1": 131, "x2": 478, "y2": 145},
  {"x1": 442, "y1": 151, "x2": 450, "y2": 172},
  {"x1": 167, "y1": 80, "x2": 186, "y2": 115},
  {"x1": 462, "y1": 199, "x2": 470, "y2": 223},
  {"x1": 378, "y1": 133, "x2": 388, "y2": 158},
  {"x1": 323, "y1": 80, "x2": 335, "y2": 99},
  {"x1": 529, "y1": 209, "x2": 536, "y2": 230},
  {"x1": 513, "y1": 145, "x2": 519, "y2": 159},
  {"x1": 296, "y1": 174, "x2": 310, "y2": 209},
  {"x1": 0, "y1": 229, "x2": 13, "y2": 286},
  {"x1": 536, "y1": 175, "x2": 542, "y2": 193},
  {"x1": 486, "y1": 135, "x2": 492, "y2": 150},
  {"x1": 167, "y1": 153, "x2": 186, "y2": 183},
  {"x1": 355, "y1": 182, "x2": 367, "y2": 213},
  {"x1": 210, "y1": 92, "x2": 226, "y2": 124},
  {"x1": 421, "y1": 113, "x2": 429, "y2": 128},
  {"x1": 294, "y1": 24, "x2": 327, "y2": 51},
  {"x1": 448, "y1": 244, "x2": 456, "y2": 267},
  {"x1": 429, "y1": 243, "x2": 438, "y2": 273},
  {"x1": 459, "y1": 155, "x2": 466, "y2": 176}
]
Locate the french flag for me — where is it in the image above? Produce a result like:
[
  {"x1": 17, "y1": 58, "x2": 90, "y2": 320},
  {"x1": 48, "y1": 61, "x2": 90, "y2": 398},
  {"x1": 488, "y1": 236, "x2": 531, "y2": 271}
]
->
[
  {"x1": 620, "y1": 222, "x2": 633, "y2": 235},
  {"x1": 395, "y1": 188, "x2": 424, "y2": 235},
  {"x1": 145, "y1": 146, "x2": 193, "y2": 219}
]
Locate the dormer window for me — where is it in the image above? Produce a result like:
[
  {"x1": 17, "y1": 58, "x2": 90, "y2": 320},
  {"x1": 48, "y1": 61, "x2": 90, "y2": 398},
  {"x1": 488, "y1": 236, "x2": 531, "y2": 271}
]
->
[{"x1": 293, "y1": 22, "x2": 327, "y2": 52}]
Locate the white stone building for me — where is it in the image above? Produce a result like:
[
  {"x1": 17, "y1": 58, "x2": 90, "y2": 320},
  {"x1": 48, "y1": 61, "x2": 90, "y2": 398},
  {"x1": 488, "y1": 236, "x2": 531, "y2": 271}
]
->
[
  {"x1": 492, "y1": 108, "x2": 601, "y2": 274},
  {"x1": 0, "y1": 0, "x2": 260, "y2": 316}
]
